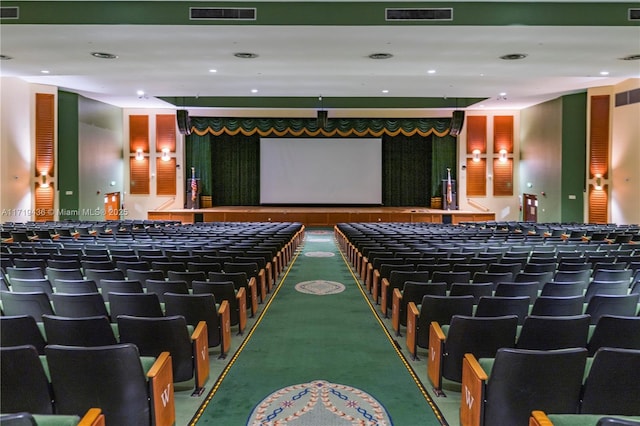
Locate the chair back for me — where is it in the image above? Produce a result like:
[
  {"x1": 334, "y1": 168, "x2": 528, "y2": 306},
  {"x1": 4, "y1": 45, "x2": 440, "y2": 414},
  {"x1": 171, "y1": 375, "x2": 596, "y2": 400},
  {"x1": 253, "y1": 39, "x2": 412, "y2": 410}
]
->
[
  {"x1": 516, "y1": 314, "x2": 590, "y2": 350},
  {"x1": 43, "y1": 314, "x2": 117, "y2": 346},
  {"x1": 109, "y1": 292, "x2": 164, "y2": 319},
  {"x1": 1, "y1": 345, "x2": 53, "y2": 414},
  {"x1": 0, "y1": 290, "x2": 54, "y2": 318},
  {"x1": 0, "y1": 315, "x2": 47, "y2": 354}
]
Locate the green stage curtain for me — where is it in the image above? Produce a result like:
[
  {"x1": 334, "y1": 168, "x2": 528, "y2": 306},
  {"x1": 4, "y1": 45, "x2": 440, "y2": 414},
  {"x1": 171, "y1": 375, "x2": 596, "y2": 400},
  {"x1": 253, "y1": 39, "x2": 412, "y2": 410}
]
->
[
  {"x1": 431, "y1": 134, "x2": 457, "y2": 198},
  {"x1": 185, "y1": 133, "x2": 212, "y2": 199},
  {"x1": 382, "y1": 134, "x2": 432, "y2": 207},
  {"x1": 210, "y1": 134, "x2": 260, "y2": 206}
]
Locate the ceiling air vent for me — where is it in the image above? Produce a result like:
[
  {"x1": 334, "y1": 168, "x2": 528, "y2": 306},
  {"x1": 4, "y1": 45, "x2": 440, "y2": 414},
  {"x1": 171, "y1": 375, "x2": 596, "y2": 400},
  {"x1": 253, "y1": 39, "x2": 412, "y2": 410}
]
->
[
  {"x1": 0, "y1": 6, "x2": 19, "y2": 19},
  {"x1": 629, "y1": 8, "x2": 640, "y2": 20},
  {"x1": 190, "y1": 7, "x2": 256, "y2": 20},
  {"x1": 386, "y1": 8, "x2": 453, "y2": 21}
]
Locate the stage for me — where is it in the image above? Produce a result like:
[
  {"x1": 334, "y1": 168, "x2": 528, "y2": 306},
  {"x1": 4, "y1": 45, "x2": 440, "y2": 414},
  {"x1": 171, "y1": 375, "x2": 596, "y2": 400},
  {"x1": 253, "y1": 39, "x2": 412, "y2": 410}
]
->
[{"x1": 147, "y1": 206, "x2": 495, "y2": 227}]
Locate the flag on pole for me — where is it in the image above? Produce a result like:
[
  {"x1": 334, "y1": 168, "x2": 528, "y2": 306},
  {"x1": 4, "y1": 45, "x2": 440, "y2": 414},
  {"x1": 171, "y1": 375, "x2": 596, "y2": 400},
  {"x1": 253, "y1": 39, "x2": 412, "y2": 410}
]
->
[
  {"x1": 446, "y1": 168, "x2": 453, "y2": 207},
  {"x1": 191, "y1": 167, "x2": 197, "y2": 202}
]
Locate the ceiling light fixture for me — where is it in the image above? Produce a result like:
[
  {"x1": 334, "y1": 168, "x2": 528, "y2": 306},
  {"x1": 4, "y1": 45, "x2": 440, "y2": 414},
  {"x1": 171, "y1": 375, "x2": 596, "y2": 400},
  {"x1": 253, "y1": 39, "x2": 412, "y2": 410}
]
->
[
  {"x1": 600, "y1": 71, "x2": 610, "y2": 76},
  {"x1": 620, "y1": 54, "x2": 640, "y2": 61},
  {"x1": 251, "y1": 89, "x2": 258, "y2": 93},
  {"x1": 382, "y1": 89, "x2": 389, "y2": 93},
  {"x1": 90, "y1": 52, "x2": 118, "y2": 59},
  {"x1": 234, "y1": 52, "x2": 258, "y2": 59},
  {"x1": 500, "y1": 53, "x2": 527, "y2": 60},
  {"x1": 368, "y1": 53, "x2": 393, "y2": 60},
  {"x1": 41, "y1": 70, "x2": 50, "y2": 74},
  {"x1": 427, "y1": 69, "x2": 436, "y2": 74},
  {"x1": 209, "y1": 69, "x2": 217, "y2": 73}
]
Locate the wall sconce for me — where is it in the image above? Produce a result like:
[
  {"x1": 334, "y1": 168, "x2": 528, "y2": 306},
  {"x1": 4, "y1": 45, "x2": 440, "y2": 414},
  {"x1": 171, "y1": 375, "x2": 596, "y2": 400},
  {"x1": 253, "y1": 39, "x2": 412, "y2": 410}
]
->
[
  {"x1": 498, "y1": 149, "x2": 508, "y2": 163},
  {"x1": 595, "y1": 173, "x2": 602, "y2": 190},
  {"x1": 472, "y1": 149, "x2": 481, "y2": 162},
  {"x1": 111, "y1": 195, "x2": 116, "y2": 202},
  {"x1": 135, "y1": 148, "x2": 144, "y2": 161},
  {"x1": 104, "y1": 196, "x2": 108, "y2": 203},
  {"x1": 40, "y1": 172, "x2": 49, "y2": 188},
  {"x1": 161, "y1": 148, "x2": 171, "y2": 162}
]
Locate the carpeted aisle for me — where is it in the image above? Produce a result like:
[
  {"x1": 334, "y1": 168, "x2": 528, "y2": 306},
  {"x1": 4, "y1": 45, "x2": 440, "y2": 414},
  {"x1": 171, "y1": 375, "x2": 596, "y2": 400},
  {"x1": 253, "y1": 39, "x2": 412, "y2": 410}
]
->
[{"x1": 192, "y1": 229, "x2": 444, "y2": 425}]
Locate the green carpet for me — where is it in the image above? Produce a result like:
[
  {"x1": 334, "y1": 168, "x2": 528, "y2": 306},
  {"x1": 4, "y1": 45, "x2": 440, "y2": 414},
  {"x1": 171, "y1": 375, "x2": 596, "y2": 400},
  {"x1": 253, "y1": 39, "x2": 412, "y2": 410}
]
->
[{"x1": 192, "y1": 230, "x2": 444, "y2": 425}]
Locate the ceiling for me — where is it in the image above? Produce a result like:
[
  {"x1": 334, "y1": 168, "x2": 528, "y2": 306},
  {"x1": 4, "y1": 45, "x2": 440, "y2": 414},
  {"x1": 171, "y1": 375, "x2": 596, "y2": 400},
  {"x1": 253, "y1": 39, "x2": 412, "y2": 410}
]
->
[{"x1": 1, "y1": 1, "x2": 639, "y2": 112}]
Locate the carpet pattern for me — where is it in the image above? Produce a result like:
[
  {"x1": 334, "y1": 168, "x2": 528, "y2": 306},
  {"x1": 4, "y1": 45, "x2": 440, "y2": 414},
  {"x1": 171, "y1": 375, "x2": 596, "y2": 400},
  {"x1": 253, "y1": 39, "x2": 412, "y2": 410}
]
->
[
  {"x1": 294, "y1": 280, "x2": 346, "y2": 295},
  {"x1": 247, "y1": 379, "x2": 392, "y2": 425}
]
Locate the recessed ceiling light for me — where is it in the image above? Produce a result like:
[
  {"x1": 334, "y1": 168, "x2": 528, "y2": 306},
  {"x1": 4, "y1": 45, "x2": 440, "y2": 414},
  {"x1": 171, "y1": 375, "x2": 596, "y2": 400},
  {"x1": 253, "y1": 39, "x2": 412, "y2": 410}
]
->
[
  {"x1": 136, "y1": 90, "x2": 145, "y2": 96},
  {"x1": 0, "y1": 55, "x2": 13, "y2": 60},
  {"x1": 41, "y1": 70, "x2": 50, "y2": 74},
  {"x1": 381, "y1": 89, "x2": 389, "y2": 93},
  {"x1": 499, "y1": 92, "x2": 507, "y2": 96},
  {"x1": 500, "y1": 53, "x2": 527, "y2": 60},
  {"x1": 251, "y1": 89, "x2": 258, "y2": 93},
  {"x1": 234, "y1": 52, "x2": 258, "y2": 59},
  {"x1": 368, "y1": 53, "x2": 393, "y2": 60},
  {"x1": 427, "y1": 69, "x2": 436, "y2": 74},
  {"x1": 91, "y1": 52, "x2": 118, "y2": 59},
  {"x1": 600, "y1": 71, "x2": 610, "y2": 76},
  {"x1": 620, "y1": 54, "x2": 640, "y2": 61},
  {"x1": 209, "y1": 69, "x2": 217, "y2": 73}
]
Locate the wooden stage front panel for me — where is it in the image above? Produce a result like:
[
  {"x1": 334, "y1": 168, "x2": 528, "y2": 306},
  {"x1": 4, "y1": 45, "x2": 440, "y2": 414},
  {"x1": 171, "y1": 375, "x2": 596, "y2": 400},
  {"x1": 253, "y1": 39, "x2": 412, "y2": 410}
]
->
[{"x1": 148, "y1": 207, "x2": 495, "y2": 227}]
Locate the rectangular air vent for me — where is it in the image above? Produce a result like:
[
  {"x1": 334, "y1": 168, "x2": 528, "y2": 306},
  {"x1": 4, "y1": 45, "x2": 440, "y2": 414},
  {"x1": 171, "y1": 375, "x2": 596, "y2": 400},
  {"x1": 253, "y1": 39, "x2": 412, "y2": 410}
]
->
[
  {"x1": 386, "y1": 8, "x2": 453, "y2": 21},
  {"x1": 190, "y1": 7, "x2": 256, "y2": 20},
  {"x1": 615, "y1": 88, "x2": 640, "y2": 107},
  {"x1": 629, "y1": 8, "x2": 640, "y2": 20},
  {"x1": 0, "y1": 6, "x2": 19, "y2": 19}
]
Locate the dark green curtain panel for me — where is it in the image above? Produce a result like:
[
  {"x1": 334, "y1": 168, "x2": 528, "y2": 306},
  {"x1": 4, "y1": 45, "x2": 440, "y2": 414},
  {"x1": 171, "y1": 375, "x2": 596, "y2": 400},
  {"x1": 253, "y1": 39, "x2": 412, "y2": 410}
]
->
[
  {"x1": 382, "y1": 134, "x2": 432, "y2": 207},
  {"x1": 184, "y1": 133, "x2": 213, "y2": 202},
  {"x1": 431, "y1": 134, "x2": 458, "y2": 198},
  {"x1": 210, "y1": 134, "x2": 260, "y2": 206}
]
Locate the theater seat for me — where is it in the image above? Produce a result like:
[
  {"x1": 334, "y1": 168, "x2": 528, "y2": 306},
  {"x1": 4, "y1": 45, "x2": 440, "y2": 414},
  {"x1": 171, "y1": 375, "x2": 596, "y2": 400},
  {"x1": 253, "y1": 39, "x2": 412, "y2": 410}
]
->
[{"x1": 1, "y1": 345, "x2": 54, "y2": 414}]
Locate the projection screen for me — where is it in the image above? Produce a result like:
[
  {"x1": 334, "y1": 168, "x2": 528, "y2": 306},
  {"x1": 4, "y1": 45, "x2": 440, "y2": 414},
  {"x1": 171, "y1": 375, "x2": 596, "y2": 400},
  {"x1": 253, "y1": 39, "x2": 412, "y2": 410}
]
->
[{"x1": 260, "y1": 138, "x2": 382, "y2": 205}]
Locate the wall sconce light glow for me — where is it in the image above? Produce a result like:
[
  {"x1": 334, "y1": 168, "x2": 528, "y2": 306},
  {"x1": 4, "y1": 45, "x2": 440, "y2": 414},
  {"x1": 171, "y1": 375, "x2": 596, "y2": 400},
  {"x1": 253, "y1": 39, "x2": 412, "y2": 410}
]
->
[
  {"x1": 472, "y1": 149, "x2": 481, "y2": 162},
  {"x1": 40, "y1": 172, "x2": 49, "y2": 188},
  {"x1": 161, "y1": 148, "x2": 171, "y2": 161},
  {"x1": 498, "y1": 149, "x2": 508, "y2": 163},
  {"x1": 135, "y1": 148, "x2": 144, "y2": 161},
  {"x1": 104, "y1": 196, "x2": 108, "y2": 203},
  {"x1": 595, "y1": 173, "x2": 603, "y2": 190},
  {"x1": 111, "y1": 195, "x2": 116, "y2": 202}
]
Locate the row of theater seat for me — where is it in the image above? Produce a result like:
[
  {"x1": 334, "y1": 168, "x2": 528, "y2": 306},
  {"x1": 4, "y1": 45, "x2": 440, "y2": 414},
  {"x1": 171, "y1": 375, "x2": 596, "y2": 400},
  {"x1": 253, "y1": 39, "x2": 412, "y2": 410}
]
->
[
  {"x1": 335, "y1": 222, "x2": 640, "y2": 426},
  {"x1": 1, "y1": 220, "x2": 305, "y2": 425}
]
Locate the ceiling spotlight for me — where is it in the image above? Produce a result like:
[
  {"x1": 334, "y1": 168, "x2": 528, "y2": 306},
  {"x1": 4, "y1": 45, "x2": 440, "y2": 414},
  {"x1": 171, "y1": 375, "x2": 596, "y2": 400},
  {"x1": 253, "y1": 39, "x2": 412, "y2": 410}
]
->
[
  {"x1": 368, "y1": 53, "x2": 393, "y2": 60},
  {"x1": 620, "y1": 54, "x2": 640, "y2": 61},
  {"x1": 41, "y1": 70, "x2": 50, "y2": 74},
  {"x1": 500, "y1": 53, "x2": 527, "y2": 60},
  {"x1": 90, "y1": 52, "x2": 118, "y2": 59},
  {"x1": 251, "y1": 89, "x2": 258, "y2": 93},
  {"x1": 0, "y1": 54, "x2": 13, "y2": 60},
  {"x1": 209, "y1": 69, "x2": 217, "y2": 73},
  {"x1": 381, "y1": 89, "x2": 389, "y2": 93},
  {"x1": 427, "y1": 69, "x2": 436, "y2": 74},
  {"x1": 600, "y1": 71, "x2": 610, "y2": 76},
  {"x1": 234, "y1": 52, "x2": 258, "y2": 59}
]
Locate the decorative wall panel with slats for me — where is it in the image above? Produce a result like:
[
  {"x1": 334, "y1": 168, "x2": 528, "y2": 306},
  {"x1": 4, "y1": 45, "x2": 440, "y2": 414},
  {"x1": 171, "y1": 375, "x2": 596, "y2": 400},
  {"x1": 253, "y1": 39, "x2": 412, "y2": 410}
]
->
[
  {"x1": 589, "y1": 95, "x2": 610, "y2": 179},
  {"x1": 588, "y1": 184, "x2": 608, "y2": 223},
  {"x1": 156, "y1": 158, "x2": 177, "y2": 196},
  {"x1": 466, "y1": 116, "x2": 487, "y2": 154},
  {"x1": 129, "y1": 115, "x2": 149, "y2": 153},
  {"x1": 129, "y1": 158, "x2": 150, "y2": 195},
  {"x1": 493, "y1": 159, "x2": 514, "y2": 196},
  {"x1": 493, "y1": 116, "x2": 514, "y2": 153},
  {"x1": 466, "y1": 159, "x2": 487, "y2": 196},
  {"x1": 35, "y1": 93, "x2": 55, "y2": 177},
  {"x1": 35, "y1": 184, "x2": 54, "y2": 222},
  {"x1": 156, "y1": 114, "x2": 177, "y2": 153}
]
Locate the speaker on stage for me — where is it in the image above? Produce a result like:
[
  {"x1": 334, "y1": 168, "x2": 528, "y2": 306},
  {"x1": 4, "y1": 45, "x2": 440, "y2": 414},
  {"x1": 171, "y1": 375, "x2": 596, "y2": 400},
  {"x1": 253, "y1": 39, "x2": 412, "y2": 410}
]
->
[
  {"x1": 449, "y1": 110, "x2": 465, "y2": 137},
  {"x1": 177, "y1": 110, "x2": 191, "y2": 135}
]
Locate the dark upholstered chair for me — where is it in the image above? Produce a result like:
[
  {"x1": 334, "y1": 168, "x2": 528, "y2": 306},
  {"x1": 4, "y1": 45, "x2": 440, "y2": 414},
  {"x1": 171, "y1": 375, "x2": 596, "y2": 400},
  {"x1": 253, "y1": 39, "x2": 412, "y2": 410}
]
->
[
  {"x1": 0, "y1": 290, "x2": 54, "y2": 318},
  {"x1": 1, "y1": 345, "x2": 53, "y2": 414},
  {"x1": 50, "y1": 292, "x2": 108, "y2": 318},
  {"x1": 587, "y1": 315, "x2": 640, "y2": 356},
  {"x1": 475, "y1": 295, "x2": 531, "y2": 324},
  {"x1": 109, "y1": 291, "x2": 164, "y2": 319},
  {"x1": 530, "y1": 295, "x2": 585, "y2": 317},
  {"x1": 516, "y1": 314, "x2": 591, "y2": 350},
  {"x1": 415, "y1": 295, "x2": 474, "y2": 349},
  {"x1": 580, "y1": 348, "x2": 640, "y2": 415},
  {"x1": 0, "y1": 315, "x2": 47, "y2": 354},
  {"x1": 42, "y1": 314, "x2": 118, "y2": 347}
]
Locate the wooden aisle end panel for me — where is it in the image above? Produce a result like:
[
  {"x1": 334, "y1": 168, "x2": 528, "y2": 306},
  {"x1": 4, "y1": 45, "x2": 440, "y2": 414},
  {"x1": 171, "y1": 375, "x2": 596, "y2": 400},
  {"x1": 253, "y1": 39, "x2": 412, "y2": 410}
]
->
[
  {"x1": 406, "y1": 302, "x2": 419, "y2": 358},
  {"x1": 237, "y1": 287, "x2": 247, "y2": 334},
  {"x1": 380, "y1": 278, "x2": 390, "y2": 316},
  {"x1": 392, "y1": 288, "x2": 402, "y2": 335},
  {"x1": 147, "y1": 352, "x2": 175, "y2": 426},
  {"x1": 259, "y1": 269, "x2": 267, "y2": 303},
  {"x1": 372, "y1": 270, "x2": 381, "y2": 303},
  {"x1": 460, "y1": 353, "x2": 487, "y2": 426},
  {"x1": 219, "y1": 300, "x2": 231, "y2": 355},
  {"x1": 249, "y1": 277, "x2": 258, "y2": 316},
  {"x1": 428, "y1": 322, "x2": 446, "y2": 393},
  {"x1": 192, "y1": 321, "x2": 210, "y2": 392}
]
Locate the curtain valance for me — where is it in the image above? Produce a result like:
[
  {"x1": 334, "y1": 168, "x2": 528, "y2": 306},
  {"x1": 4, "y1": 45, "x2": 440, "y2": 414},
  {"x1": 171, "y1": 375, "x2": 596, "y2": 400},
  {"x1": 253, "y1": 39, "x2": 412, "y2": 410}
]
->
[{"x1": 190, "y1": 117, "x2": 452, "y2": 138}]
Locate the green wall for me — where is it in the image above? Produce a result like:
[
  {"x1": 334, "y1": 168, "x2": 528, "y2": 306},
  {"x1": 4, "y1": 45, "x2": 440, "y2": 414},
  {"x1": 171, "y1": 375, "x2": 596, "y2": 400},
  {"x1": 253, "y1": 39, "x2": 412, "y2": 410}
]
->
[
  {"x1": 57, "y1": 91, "x2": 80, "y2": 220},
  {"x1": 561, "y1": 92, "x2": 587, "y2": 223}
]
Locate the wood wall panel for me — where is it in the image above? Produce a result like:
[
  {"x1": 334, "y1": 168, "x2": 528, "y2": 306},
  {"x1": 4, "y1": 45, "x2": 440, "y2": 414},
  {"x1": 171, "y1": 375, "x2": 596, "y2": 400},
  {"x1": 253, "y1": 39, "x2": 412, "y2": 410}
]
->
[
  {"x1": 466, "y1": 159, "x2": 487, "y2": 196},
  {"x1": 35, "y1": 93, "x2": 55, "y2": 176},
  {"x1": 493, "y1": 158, "x2": 514, "y2": 196},
  {"x1": 589, "y1": 95, "x2": 610, "y2": 179},
  {"x1": 588, "y1": 184, "x2": 608, "y2": 223},
  {"x1": 129, "y1": 115, "x2": 149, "y2": 153},
  {"x1": 129, "y1": 158, "x2": 150, "y2": 195},
  {"x1": 35, "y1": 184, "x2": 54, "y2": 222},
  {"x1": 466, "y1": 116, "x2": 487, "y2": 153},
  {"x1": 156, "y1": 158, "x2": 177, "y2": 196},
  {"x1": 493, "y1": 116, "x2": 514, "y2": 153},
  {"x1": 156, "y1": 114, "x2": 177, "y2": 153}
]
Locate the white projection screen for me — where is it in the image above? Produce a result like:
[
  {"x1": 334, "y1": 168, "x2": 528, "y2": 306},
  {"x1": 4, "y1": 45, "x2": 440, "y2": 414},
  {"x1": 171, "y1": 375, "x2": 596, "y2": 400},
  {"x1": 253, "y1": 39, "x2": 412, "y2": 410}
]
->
[{"x1": 260, "y1": 138, "x2": 382, "y2": 205}]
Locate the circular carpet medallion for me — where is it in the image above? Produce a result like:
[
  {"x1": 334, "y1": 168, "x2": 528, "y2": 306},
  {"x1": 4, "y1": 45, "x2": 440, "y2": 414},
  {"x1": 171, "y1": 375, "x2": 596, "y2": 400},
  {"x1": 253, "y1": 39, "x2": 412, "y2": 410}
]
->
[
  {"x1": 247, "y1": 380, "x2": 392, "y2": 425},
  {"x1": 306, "y1": 237, "x2": 333, "y2": 243},
  {"x1": 304, "y1": 251, "x2": 335, "y2": 258},
  {"x1": 294, "y1": 280, "x2": 345, "y2": 295}
]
